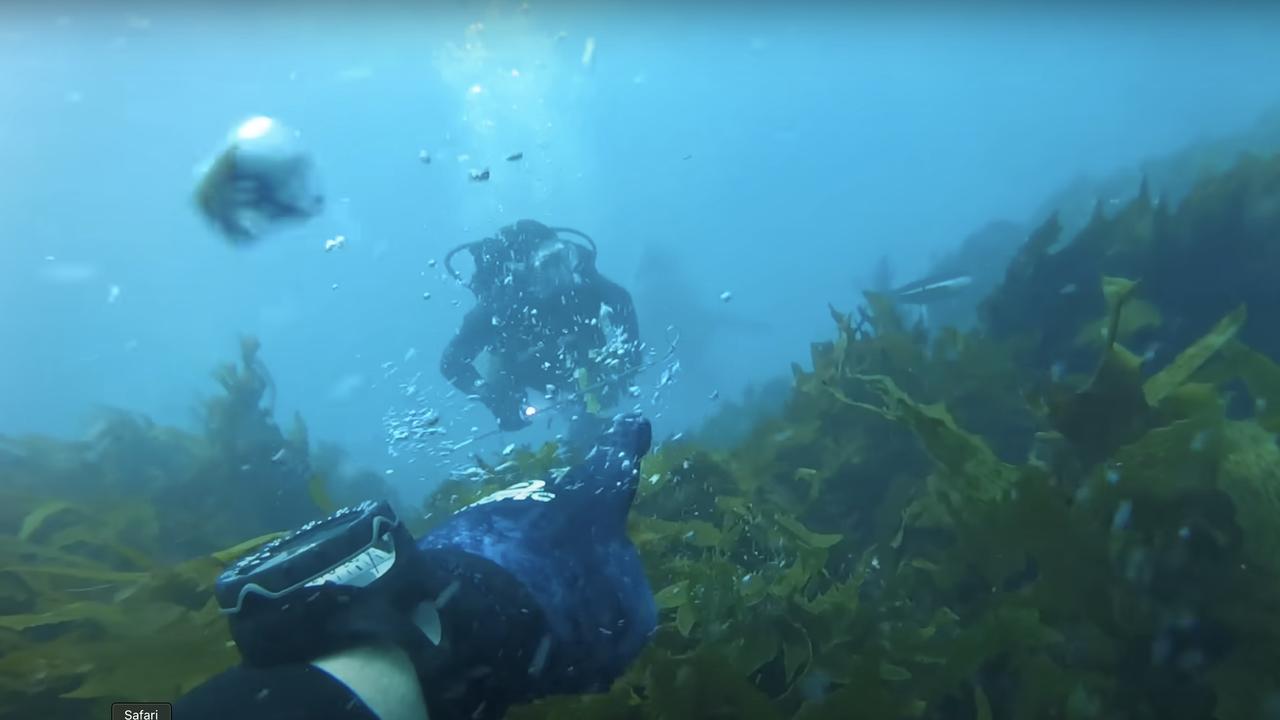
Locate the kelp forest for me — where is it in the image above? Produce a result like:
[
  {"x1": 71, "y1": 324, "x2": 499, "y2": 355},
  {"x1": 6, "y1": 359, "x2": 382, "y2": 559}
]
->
[{"x1": 5, "y1": 152, "x2": 1280, "y2": 719}]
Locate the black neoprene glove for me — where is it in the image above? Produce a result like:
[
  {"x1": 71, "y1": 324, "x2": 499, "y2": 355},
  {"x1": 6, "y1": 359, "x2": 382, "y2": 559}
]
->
[{"x1": 483, "y1": 384, "x2": 530, "y2": 431}]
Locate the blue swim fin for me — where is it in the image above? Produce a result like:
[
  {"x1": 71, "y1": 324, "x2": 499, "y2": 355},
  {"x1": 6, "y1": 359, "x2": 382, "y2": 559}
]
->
[{"x1": 418, "y1": 413, "x2": 656, "y2": 698}]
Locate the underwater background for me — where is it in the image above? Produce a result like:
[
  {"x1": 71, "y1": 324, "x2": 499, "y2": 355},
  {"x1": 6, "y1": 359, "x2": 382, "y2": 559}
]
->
[{"x1": 6, "y1": 2, "x2": 1280, "y2": 718}]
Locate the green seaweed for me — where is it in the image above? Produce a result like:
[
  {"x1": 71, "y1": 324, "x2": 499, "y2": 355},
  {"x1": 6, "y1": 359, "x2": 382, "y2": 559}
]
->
[{"x1": 1143, "y1": 304, "x2": 1247, "y2": 406}]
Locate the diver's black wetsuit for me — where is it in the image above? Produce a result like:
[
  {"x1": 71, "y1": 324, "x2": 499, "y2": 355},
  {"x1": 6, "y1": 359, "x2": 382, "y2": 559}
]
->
[{"x1": 440, "y1": 221, "x2": 642, "y2": 434}]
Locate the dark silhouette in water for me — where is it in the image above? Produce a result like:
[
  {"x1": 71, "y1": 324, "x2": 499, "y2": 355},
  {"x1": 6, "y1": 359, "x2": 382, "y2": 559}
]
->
[
  {"x1": 869, "y1": 253, "x2": 895, "y2": 293},
  {"x1": 632, "y1": 243, "x2": 770, "y2": 392}
]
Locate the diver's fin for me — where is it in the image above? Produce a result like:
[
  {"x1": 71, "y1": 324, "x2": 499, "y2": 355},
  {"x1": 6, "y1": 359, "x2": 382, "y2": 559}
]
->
[{"x1": 550, "y1": 415, "x2": 650, "y2": 531}]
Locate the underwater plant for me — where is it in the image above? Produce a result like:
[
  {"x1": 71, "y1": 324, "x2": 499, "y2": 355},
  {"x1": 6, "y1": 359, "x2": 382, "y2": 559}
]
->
[{"x1": 0, "y1": 336, "x2": 331, "y2": 716}]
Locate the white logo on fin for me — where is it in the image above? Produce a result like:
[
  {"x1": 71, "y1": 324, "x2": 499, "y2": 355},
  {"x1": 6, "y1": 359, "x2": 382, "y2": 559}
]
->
[{"x1": 466, "y1": 479, "x2": 556, "y2": 509}]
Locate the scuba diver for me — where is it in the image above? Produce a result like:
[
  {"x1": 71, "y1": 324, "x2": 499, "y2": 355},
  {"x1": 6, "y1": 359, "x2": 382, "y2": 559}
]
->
[
  {"x1": 174, "y1": 414, "x2": 657, "y2": 720},
  {"x1": 441, "y1": 220, "x2": 642, "y2": 444}
]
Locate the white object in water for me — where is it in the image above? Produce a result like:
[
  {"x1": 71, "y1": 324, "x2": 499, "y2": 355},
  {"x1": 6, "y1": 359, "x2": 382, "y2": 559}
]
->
[{"x1": 193, "y1": 115, "x2": 325, "y2": 244}]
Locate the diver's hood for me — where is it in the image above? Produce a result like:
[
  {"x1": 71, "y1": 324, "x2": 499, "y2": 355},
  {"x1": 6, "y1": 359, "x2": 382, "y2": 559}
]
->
[{"x1": 444, "y1": 220, "x2": 598, "y2": 297}]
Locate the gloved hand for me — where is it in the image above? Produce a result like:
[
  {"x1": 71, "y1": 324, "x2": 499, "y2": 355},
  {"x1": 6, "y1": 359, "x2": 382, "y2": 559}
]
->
[
  {"x1": 497, "y1": 405, "x2": 530, "y2": 432},
  {"x1": 479, "y1": 379, "x2": 530, "y2": 432}
]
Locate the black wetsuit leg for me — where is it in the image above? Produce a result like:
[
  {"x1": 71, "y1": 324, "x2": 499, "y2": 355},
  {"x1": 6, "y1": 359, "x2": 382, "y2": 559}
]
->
[{"x1": 173, "y1": 663, "x2": 379, "y2": 720}]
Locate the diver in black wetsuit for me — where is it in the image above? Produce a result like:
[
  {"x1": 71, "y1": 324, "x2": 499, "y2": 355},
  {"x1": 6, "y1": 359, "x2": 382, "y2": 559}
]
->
[
  {"x1": 440, "y1": 220, "x2": 642, "y2": 440},
  {"x1": 174, "y1": 414, "x2": 657, "y2": 720}
]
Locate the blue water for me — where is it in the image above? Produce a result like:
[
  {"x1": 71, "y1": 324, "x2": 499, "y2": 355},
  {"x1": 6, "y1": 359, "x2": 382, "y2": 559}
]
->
[{"x1": 3, "y1": 2, "x2": 1280, "y2": 497}]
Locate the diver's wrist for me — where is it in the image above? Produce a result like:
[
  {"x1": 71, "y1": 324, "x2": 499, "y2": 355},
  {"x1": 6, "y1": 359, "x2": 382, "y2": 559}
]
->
[{"x1": 311, "y1": 644, "x2": 429, "y2": 720}]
